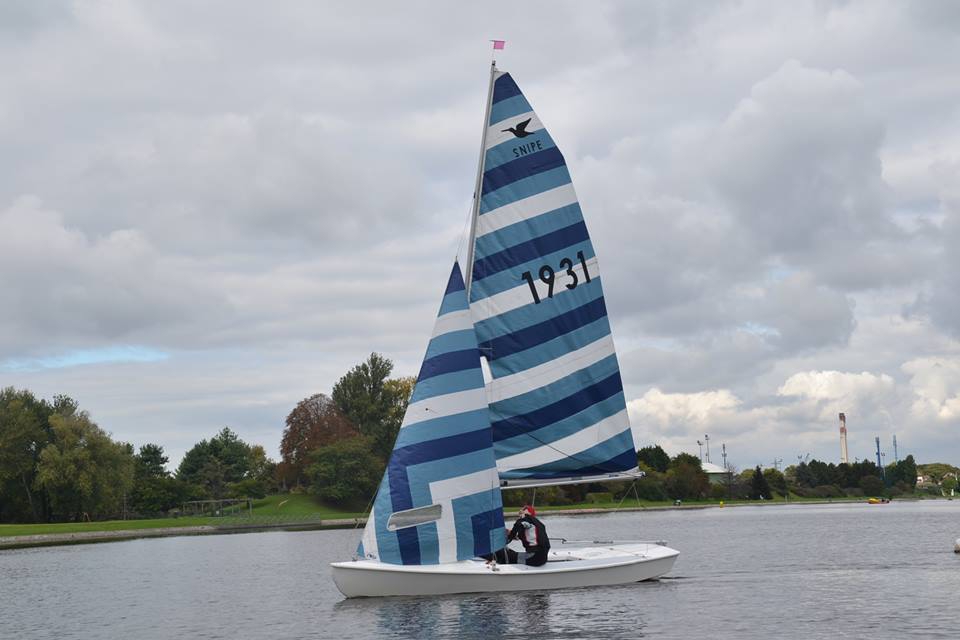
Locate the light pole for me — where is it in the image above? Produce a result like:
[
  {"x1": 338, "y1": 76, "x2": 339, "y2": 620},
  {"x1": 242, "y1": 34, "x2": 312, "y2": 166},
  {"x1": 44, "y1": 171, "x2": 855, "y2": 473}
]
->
[
  {"x1": 704, "y1": 435, "x2": 711, "y2": 464},
  {"x1": 697, "y1": 440, "x2": 703, "y2": 462}
]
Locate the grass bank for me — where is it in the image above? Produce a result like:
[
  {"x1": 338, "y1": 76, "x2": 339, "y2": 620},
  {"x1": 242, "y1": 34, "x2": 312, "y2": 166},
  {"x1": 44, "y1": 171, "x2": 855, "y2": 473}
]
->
[{"x1": 0, "y1": 492, "x2": 922, "y2": 547}]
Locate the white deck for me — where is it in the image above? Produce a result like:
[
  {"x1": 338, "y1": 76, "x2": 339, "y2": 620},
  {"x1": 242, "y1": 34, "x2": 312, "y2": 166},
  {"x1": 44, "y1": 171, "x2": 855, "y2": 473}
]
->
[{"x1": 331, "y1": 542, "x2": 679, "y2": 598}]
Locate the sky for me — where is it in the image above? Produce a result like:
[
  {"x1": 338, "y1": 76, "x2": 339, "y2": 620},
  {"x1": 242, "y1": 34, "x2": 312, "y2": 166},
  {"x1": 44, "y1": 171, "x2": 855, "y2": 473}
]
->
[{"x1": 1, "y1": 1, "x2": 958, "y2": 472}]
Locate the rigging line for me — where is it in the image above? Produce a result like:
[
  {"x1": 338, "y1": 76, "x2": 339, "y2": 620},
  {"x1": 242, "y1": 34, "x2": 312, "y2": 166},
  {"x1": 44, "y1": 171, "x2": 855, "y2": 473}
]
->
[{"x1": 612, "y1": 479, "x2": 639, "y2": 512}]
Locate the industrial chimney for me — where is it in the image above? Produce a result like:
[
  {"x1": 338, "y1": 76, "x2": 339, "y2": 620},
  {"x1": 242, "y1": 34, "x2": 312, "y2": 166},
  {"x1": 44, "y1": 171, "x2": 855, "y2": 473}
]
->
[{"x1": 839, "y1": 413, "x2": 849, "y2": 464}]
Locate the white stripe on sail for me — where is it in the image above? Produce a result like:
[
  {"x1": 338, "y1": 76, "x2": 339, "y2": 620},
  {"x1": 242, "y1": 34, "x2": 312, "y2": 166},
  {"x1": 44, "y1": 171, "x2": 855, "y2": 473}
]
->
[
  {"x1": 496, "y1": 409, "x2": 631, "y2": 473},
  {"x1": 485, "y1": 110, "x2": 543, "y2": 150},
  {"x1": 486, "y1": 335, "x2": 615, "y2": 404},
  {"x1": 429, "y1": 468, "x2": 501, "y2": 563},
  {"x1": 400, "y1": 388, "x2": 487, "y2": 429},
  {"x1": 360, "y1": 504, "x2": 379, "y2": 560},
  {"x1": 470, "y1": 256, "x2": 599, "y2": 324},
  {"x1": 477, "y1": 184, "x2": 578, "y2": 238},
  {"x1": 431, "y1": 309, "x2": 472, "y2": 339}
]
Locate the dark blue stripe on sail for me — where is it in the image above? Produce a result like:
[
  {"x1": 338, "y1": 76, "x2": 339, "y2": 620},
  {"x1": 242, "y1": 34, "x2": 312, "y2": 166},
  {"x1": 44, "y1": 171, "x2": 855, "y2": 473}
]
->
[
  {"x1": 397, "y1": 528, "x2": 421, "y2": 565},
  {"x1": 491, "y1": 371, "x2": 624, "y2": 442},
  {"x1": 445, "y1": 263, "x2": 465, "y2": 295},
  {"x1": 506, "y1": 448, "x2": 638, "y2": 479},
  {"x1": 387, "y1": 426, "x2": 496, "y2": 563},
  {"x1": 480, "y1": 296, "x2": 609, "y2": 362},
  {"x1": 471, "y1": 508, "x2": 503, "y2": 556},
  {"x1": 417, "y1": 348, "x2": 481, "y2": 382},
  {"x1": 392, "y1": 428, "x2": 496, "y2": 471},
  {"x1": 482, "y1": 146, "x2": 566, "y2": 195},
  {"x1": 472, "y1": 221, "x2": 589, "y2": 282},
  {"x1": 492, "y1": 73, "x2": 522, "y2": 104}
]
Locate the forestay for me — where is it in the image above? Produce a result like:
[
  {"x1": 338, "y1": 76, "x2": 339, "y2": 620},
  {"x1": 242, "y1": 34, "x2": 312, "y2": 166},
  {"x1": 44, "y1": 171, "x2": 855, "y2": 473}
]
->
[
  {"x1": 469, "y1": 71, "x2": 636, "y2": 481},
  {"x1": 358, "y1": 263, "x2": 506, "y2": 565}
]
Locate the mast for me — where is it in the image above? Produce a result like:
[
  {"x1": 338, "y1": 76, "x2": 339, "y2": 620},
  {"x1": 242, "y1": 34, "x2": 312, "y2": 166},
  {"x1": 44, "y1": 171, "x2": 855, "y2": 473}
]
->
[{"x1": 464, "y1": 60, "x2": 498, "y2": 296}]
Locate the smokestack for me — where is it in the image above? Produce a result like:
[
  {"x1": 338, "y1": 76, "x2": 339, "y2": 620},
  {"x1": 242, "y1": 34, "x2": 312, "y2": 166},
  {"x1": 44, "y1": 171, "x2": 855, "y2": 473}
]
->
[{"x1": 839, "y1": 413, "x2": 849, "y2": 464}]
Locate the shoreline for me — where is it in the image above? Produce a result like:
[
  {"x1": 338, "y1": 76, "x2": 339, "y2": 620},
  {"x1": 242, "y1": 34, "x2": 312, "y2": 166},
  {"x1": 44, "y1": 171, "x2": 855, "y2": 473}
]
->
[{"x1": 1, "y1": 497, "x2": 926, "y2": 550}]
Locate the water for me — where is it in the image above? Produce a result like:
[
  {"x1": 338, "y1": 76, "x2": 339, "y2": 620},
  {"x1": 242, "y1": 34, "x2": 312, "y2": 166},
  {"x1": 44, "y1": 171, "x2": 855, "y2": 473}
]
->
[{"x1": 2, "y1": 501, "x2": 958, "y2": 639}]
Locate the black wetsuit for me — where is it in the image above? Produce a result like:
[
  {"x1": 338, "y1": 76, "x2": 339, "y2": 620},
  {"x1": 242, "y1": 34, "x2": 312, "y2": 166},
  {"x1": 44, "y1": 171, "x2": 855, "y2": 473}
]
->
[{"x1": 506, "y1": 514, "x2": 550, "y2": 566}]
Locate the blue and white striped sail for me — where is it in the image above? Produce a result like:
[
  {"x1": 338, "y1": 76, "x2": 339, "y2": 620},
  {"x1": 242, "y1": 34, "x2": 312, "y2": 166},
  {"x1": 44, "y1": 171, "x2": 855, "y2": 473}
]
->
[
  {"x1": 358, "y1": 263, "x2": 506, "y2": 565},
  {"x1": 469, "y1": 70, "x2": 637, "y2": 481}
]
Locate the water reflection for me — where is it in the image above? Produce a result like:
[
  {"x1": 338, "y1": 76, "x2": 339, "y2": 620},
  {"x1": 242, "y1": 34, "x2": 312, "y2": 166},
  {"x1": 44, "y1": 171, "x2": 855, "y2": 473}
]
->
[{"x1": 333, "y1": 590, "x2": 553, "y2": 640}]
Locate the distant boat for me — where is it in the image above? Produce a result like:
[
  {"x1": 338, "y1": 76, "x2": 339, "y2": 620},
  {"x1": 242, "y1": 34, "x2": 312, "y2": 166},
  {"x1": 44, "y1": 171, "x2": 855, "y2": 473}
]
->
[{"x1": 330, "y1": 60, "x2": 679, "y2": 598}]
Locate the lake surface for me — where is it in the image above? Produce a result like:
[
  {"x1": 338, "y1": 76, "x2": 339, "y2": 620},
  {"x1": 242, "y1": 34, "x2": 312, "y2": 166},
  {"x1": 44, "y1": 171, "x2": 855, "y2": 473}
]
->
[{"x1": 2, "y1": 501, "x2": 958, "y2": 639}]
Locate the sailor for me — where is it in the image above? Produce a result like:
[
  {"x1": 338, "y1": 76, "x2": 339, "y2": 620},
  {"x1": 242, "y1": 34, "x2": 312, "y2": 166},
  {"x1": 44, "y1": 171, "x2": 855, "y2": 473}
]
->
[{"x1": 506, "y1": 504, "x2": 550, "y2": 567}]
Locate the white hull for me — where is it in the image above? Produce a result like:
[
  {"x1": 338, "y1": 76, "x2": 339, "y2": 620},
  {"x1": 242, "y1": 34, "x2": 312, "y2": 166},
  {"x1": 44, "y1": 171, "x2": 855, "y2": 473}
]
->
[{"x1": 331, "y1": 543, "x2": 678, "y2": 598}]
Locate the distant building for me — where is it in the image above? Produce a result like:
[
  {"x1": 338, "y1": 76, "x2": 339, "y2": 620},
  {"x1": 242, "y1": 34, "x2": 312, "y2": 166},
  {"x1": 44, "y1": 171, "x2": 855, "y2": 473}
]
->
[{"x1": 702, "y1": 462, "x2": 730, "y2": 485}]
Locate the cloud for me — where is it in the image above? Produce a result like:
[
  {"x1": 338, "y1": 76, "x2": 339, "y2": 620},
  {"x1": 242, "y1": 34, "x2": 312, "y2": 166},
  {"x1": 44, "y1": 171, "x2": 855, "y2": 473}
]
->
[
  {"x1": 1, "y1": 1, "x2": 959, "y2": 469},
  {"x1": 903, "y1": 357, "x2": 960, "y2": 421}
]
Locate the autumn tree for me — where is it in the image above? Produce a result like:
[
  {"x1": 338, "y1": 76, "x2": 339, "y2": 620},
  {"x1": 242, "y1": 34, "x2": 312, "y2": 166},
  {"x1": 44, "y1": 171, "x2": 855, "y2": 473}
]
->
[{"x1": 279, "y1": 394, "x2": 358, "y2": 487}]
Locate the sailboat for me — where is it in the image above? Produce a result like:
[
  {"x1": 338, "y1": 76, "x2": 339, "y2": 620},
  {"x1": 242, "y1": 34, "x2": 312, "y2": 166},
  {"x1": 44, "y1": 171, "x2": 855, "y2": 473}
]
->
[{"x1": 330, "y1": 61, "x2": 679, "y2": 598}]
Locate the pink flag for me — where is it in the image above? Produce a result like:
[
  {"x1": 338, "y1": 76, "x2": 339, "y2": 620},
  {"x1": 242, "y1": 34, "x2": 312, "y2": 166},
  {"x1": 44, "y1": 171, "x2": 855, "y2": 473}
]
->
[{"x1": 491, "y1": 40, "x2": 505, "y2": 50}]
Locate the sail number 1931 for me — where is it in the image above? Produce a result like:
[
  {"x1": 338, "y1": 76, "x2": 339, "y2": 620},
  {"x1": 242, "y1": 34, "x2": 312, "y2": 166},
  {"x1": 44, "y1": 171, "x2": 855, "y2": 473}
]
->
[{"x1": 520, "y1": 251, "x2": 592, "y2": 304}]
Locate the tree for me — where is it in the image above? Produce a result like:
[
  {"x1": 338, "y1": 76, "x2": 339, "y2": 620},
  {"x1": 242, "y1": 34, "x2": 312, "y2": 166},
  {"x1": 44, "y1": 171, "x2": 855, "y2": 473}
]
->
[
  {"x1": 308, "y1": 436, "x2": 384, "y2": 507},
  {"x1": 35, "y1": 412, "x2": 134, "y2": 520},
  {"x1": 0, "y1": 388, "x2": 54, "y2": 522},
  {"x1": 128, "y1": 444, "x2": 188, "y2": 515},
  {"x1": 637, "y1": 445, "x2": 670, "y2": 473},
  {"x1": 663, "y1": 454, "x2": 708, "y2": 500},
  {"x1": 177, "y1": 428, "x2": 252, "y2": 487},
  {"x1": 750, "y1": 466, "x2": 772, "y2": 500},
  {"x1": 763, "y1": 468, "x2": 787, "y2": 496},
  {"x1": 279, "y1": 394, "x2": 358, "y2": 487},
  {"x1": 941, "y1": 475, "x2": 958, "y2": 495},
  {"x1": 177, "y1": 428, "x2": 276, "y2": 500},
  {"x1": 859, "y1": 474, "x2": 885, "y2": 497},
  {"x1": 332, "y1": 354, "x2": 415, "y2": 460}
]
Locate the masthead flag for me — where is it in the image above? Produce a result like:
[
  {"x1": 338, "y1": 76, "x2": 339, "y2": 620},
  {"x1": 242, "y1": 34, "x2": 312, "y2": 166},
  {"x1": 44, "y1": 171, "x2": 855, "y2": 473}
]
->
[{"x1": 491, "y1": 40, "x2": 505, "y2": 50}]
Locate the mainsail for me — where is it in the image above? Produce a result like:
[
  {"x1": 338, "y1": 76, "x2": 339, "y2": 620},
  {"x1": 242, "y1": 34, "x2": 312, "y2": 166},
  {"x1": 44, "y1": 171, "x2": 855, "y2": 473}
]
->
[
  {"x1": 468, "y1": 70, "x2": 637, "y2": 481},
  {"x1": 358, "y1": 263, "x2": 505, "y2": 565}
]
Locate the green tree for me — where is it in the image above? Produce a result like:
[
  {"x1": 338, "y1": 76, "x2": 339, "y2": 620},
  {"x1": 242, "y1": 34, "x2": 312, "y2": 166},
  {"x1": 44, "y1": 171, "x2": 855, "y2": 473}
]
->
[
  {"x1": 35, "y1": 412, "x2": 134, "y2": 520},
  {"x1": 637, "y1": 445, "x2": 670, "y2": 473},
  {"x1": 308, "y1": 436, "x2": 384, "y2": 507},
  {"x1": 331, "y1": 354, "x2": 413, "y2": 459},
  {"x1": 763, "y1": 468, "x2": 787, "y2": 496},
  {"x1": 279, "y1": 394, "x2": 358, "y2": 488},
  {"x1": 941, "y1": 475, "x2": 958, "y2": 495},
  {"x1": 859, "y1": 474, "x2": 886, "y2": 497},
  {"x1": 0, "y1": 388, "x2": 55, "y2": 522},
  {"x1": 177, "y1": 428, "x2": 252, "y2": 488},
  {"x1": 750, "y1": 466, "x2": 772, "y2": 500},
  {"x1": 663, "y1": 454, "x2": 708, "y2": 500},
  {"x1": 128, "y1": 444, "x2": 188, "y2": 515}
]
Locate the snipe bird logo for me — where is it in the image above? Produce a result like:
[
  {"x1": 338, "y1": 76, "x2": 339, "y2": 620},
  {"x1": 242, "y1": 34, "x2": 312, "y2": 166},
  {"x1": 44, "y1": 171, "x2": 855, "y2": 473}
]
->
[{"x1": 502, "y1": 118, "x2": 533, "y2": 138}]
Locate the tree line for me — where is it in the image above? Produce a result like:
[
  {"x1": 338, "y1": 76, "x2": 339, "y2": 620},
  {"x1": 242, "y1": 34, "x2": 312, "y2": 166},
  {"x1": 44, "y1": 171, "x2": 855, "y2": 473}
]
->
[
  {"x1": 0, "y1": 353, "x2": 411, "y2": 523},
  {"x1": 0, "y1": 386, "x2": 279, "y2": 522},
  {"x1": 0, "y1": 352, "x2": 938, "y2": 523}
]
